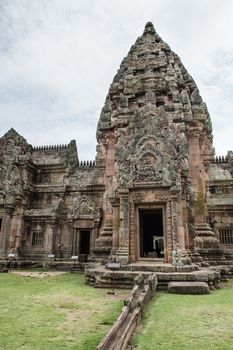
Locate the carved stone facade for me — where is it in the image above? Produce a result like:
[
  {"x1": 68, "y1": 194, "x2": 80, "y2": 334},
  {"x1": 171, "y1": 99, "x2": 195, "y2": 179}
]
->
[{"x1": 0, "y1": 22, "x2": 232, "y2": 265}]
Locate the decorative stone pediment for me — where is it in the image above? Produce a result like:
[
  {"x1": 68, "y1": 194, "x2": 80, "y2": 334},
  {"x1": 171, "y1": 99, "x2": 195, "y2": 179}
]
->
[
  {"x1": 115, "y1": 106, "x2": 189, "y2": 188},
  {"x1": 68, "y1": 194, "x2": 97, "y2": 219}
]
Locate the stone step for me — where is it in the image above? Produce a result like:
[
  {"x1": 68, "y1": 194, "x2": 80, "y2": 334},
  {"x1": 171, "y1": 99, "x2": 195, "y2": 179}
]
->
[
  {"x1": 85, "y1": 266, "x2": 220, "y2": 290},
  {"x1": 168, "y1": 281, "x2": 210, "y2": 294},
  {"x1": 125, "y1": 263, "x2": 198, "y2": 273}
]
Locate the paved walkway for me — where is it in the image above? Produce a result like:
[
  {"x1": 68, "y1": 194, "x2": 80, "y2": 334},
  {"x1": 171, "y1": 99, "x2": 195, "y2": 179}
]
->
[{"x1": 11, "y1": 271, "x2": 66, "y2": 278}]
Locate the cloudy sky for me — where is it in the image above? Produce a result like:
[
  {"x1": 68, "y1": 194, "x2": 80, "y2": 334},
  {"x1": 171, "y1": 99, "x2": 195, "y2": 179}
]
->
[{"x1": 0, "y1": 0, "x2": 232, "y2": 159}]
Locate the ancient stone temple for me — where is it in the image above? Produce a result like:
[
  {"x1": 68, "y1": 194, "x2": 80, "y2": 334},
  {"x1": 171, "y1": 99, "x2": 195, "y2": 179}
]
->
[{"x1": 0, "y1": 22, "x2": 233, "y2": 267}]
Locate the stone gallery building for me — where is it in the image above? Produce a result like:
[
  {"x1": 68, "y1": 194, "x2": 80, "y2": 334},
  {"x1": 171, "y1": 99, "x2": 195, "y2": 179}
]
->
[{"x1": 0, "y1": 22, "x2": 233, "y2": 266}]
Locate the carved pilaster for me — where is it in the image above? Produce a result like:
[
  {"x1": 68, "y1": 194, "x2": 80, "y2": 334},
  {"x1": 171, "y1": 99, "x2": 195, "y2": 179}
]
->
[
  {"x1": 170, "y1": 196, "x2": 178, "y2": 251},
  {"x1": 91, "y1": 218, "x2": 99, "y2": 253},
  {"x1": 45, "y1": 221, "x2": 56, "y2": 254},
  {"x1": 72, "y1": 228, "x2": 79, "y2": 256},
  {"x1": 71, "y1": 228, "x2": 76, "y2": 256},
  {"x1": 116, "y1": 189, "x2": 129, "y2": 264},
  {"x1": 0, "y1": 205, "x2": 14, "y2": 256},
  {"x1": 109, "y1": 195, "x2": 120, "y2": 253},
  {"x1": 166, "y1": 200, "x2": 173, "y2": 263},
  {"x1": 173, "y1": 193, "x2": 186, "y2": 251}
]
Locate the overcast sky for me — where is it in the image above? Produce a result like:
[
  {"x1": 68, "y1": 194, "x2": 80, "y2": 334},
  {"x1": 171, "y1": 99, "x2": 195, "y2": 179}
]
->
[{"x1": 0, "y1": 0, "x2": 232, "y2": 159}]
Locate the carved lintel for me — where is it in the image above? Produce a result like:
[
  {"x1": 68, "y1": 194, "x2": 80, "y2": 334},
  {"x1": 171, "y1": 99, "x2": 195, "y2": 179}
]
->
[
  {"x1": 73, "y1": 219, "x2": 94, "y2": 229},
  {"x1": 131, "y1": 191, "x2": 170, "y2": 203}
]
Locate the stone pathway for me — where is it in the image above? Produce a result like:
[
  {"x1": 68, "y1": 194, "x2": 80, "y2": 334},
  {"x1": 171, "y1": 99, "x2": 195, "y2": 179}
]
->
[{"x1": 11, "y1": 271, "x2": 66, "y2": 278}]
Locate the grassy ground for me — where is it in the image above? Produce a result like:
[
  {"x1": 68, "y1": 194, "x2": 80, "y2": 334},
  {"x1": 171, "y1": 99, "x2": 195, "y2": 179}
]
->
[
  {"x1": 0, "y1": 272, "x2": 127, "y2": 350},
  {"x1": 131, "y1": 280, "x2": 233, "y2": 350}
]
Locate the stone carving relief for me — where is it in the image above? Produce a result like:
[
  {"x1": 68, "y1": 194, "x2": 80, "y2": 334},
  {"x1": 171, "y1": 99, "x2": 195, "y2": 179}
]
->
[
  {"x1": 131, "y1": 191, "x2": 170, "y2": 203},
  {"x1": 68, "y1": 194, "x2": 98, "y2": 219},
  {"x1": 67, "y1": 166, "x2": 103, "y2": 190},
  {"x1": 115, "y1": 105, "x2": 189, "y2": 188},
  {"x1": 24, "y1": 197, "x2": 63, "y2": 217},
  {"x1": 74, "y1": 220, "x2": 94, "y2": 229},
  {"x1": 68, "y1": 169, "x2": 93, "y2": 189},
  {"x1": 0, "y1": 129, "x2": 31, "y2": 204}
]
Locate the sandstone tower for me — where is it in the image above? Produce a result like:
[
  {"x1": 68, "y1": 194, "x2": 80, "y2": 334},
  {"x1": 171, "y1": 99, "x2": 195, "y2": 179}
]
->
[
  {"x1": 0, "y1": 22, "x2": 233, "y2": 267},
  {"x1": 95, "y1": 22, "x2": 223, "y2": 264}
]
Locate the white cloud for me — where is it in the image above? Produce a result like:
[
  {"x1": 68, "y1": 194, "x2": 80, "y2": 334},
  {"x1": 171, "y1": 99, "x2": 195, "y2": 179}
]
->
[{"x1": 0, "y1": 0, "x2": 232, "y2": 159}]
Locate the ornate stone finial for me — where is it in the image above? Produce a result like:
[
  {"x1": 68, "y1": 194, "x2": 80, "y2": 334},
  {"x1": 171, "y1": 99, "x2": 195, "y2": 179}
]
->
[{"x1": 143, "y1": 22, "x2": 156, "y2": 35}]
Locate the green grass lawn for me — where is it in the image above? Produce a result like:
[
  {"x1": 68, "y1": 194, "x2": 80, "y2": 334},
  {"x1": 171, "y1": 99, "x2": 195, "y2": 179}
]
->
[
  {"x1": 131, "y1": 280, "x2": 233, "y2": 350},
  {"x1": 0, "y1": 272, "x2": 126, "y2": 350}
]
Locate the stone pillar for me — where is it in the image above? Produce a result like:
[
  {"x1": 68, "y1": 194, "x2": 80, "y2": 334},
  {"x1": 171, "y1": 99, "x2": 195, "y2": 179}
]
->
[
  {"x1": 71, "y1": 228, "x2": 78, "y2": 256},
  {"x1": 76, "y1": 230, "x2": 80, "y2": 255},
  {"x1": 91, "y1": 220, "x2": 99, "y2": 252},
  {"x1": 0, "y1": 205, "x2": 14, "y2": 257},
  {"x1": 65, "y1": 221, "x2": 73, "y2": 257},
  {"x1": 45, "y1": 222, "x2": 56, "y2": 254},
  {"x1": 187, "y1": 129, "x2": 206, "y2": 223},
  {"x1": 90, "y1": 227, "x2": 95, "y2": 253},
  {"x1": 170, "y1": 197, "x2": 178, "y2": 250},
  {"x1": 176, "y1": 196, "x2": 186, "y2": 250},
  {"x1": 116, "y1": 189, "x2": 129, "y2": 264},
  {"x1": 166, "y1": 201, "x2": 173, "y2": 263},
  {"x1": 109, "y1": 196, "x2": 120, "y2": 254},
  {"x1": 14, "y1": 205, "x2": 26, "y2": 254}
]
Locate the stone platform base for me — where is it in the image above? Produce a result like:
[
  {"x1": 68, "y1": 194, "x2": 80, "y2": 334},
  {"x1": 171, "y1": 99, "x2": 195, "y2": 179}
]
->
[
  {"x1": 168, "y1": 281, "x2": 210, "y2": 294},
  {"x1": 123, "y1": 261, "x2": 199, "y2": 273},
  {"x1": 85, "y1": 263, "x2": 221, "y2": 290}
]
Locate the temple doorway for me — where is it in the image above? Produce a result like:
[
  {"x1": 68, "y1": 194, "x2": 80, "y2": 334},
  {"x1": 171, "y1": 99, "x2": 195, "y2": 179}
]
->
[
  {"x1": 139, "y1": 208, "x2": 164, "y2": 258},
  {"x1": 79, "y1": 230, "x2": 90, "y2": 255}
]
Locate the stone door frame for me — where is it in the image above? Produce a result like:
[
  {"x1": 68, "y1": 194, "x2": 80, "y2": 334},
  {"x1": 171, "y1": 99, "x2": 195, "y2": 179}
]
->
[
  {"x1": 72, "y1": 228, "x2": 92, "y2": 256},
  {"x1": 72, "y1": 217, "x2": 98, "y2": 257},
  {"x1": 136, "y1": 204, "x2": 167, "y2": 262}
]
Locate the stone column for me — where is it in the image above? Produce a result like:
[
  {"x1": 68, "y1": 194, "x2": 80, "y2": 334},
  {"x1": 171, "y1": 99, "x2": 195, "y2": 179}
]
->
[
  {"x1": 0, "y1": 205, "x2": 14, "y2": 257},
  {"x1": 14, "y1": 205, "x2": 26, "y2": 254},
  {"x1": 170, "y1": 196, "x2": 178, "y2": 250},
  {"x1": 45, "y1": 221, "x2": 56, "y2": 255},
  {"x1": 187, "y1": 129, "x2": 206, "y2": 223},
  {"x1": 109, "y1": 196, "x2": 120, "y2": 254},
  {"x1": 65, "y1": 221, "x2": 73, "y2": 257},
  {"x1": 71, "y1": 228, "x2": 78, "y2": 256},
  {"x1": 116, "y1": 189, "x2": 129, "y2": 264},
  {"x1": 176, "y1": 196, "x2": 186, "y2": 250},
  {"x1": 171, "y1": 190, "x2": 186, "y2": 250},
  {"x1": 166, "y1": 200, "x2": 172, "y2": 263},
  {"x1": 91, "y1": 219, "x2": 99, "y2": 253}
]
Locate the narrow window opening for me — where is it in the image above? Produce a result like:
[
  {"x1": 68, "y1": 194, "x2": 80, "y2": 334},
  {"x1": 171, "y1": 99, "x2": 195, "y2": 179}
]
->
[{"x1": 32, "y1": 231, "x2": 44, "y2": 247}]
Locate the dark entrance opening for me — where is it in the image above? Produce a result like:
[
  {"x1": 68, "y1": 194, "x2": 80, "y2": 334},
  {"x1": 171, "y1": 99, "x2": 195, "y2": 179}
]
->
[
  {"x1": 139, "y1": 209, "x2": 164, "y2": 258},
  {"x1": 79, "y1": 230, "x2": 90, "y2": 255}
]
